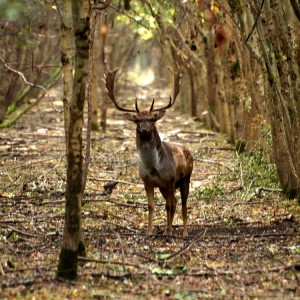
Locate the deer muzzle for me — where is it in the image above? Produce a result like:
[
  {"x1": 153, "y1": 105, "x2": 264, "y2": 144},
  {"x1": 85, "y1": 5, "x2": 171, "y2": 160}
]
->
[{"x1": 139, "y1": 122, "x2": 151, "y2": 136}]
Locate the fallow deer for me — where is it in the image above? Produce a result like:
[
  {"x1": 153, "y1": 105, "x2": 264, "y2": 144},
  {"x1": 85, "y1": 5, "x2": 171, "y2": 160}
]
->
[{"x1": 104, "y1": 69, "x2": 193, "y2": 236}]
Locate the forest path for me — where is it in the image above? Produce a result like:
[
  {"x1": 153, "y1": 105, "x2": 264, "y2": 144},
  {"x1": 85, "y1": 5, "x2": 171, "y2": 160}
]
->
[{"x1": 0, "y1": 91, "x2": 299, "y2": 299}]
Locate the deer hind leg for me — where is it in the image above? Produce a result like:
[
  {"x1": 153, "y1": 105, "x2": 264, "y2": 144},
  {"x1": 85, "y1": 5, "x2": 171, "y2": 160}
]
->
[
  {"x1": 159, "y1": 187, "x2": 177, "y2": 236},
  {"x1": 145, "y1": 183, "x2": 155, "y2": 235},
  {"x1": 180, "y1": 175, "x2": 191, "y2": 237}
]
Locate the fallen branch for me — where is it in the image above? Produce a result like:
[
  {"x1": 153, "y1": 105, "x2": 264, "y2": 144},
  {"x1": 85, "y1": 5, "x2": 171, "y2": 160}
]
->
[
  {"x1": 78, "y1": 256, "x2": 140, "y2": 268},
  {"x1": 133, "y1": 252, "x2": 161, "y2": 264},
  {"x1": 188, "y1": 262, "x2": 300, "y2": 277},
  {"x1": 206, "y1": 232, "x2": 296, "y2": 240},
  {"x1": 88, "y1": 176, "x2": 143, "y2": 186},
  {"x1": 1, "y1": 278, "x2": 36, "y2": 288},
  {"x1": 5, "y1": 225, "x2": 42, "y2": 238},
  {"x1": 97, "y1": 198, "x2": 146, "y2": 208},
  {"x1": 131, "y1": 229, "x2": 207, "y2": 265},
  {"x1": 255, "y1": 186, "x2": 282, "y2": 196},
  {"x1": 37, "y1": 197, "x2": 147, "y2": 208},
  {"x1": 196, "y1": 158, "x2": 233, "y2": 172},
  {"x1": 106, "y1": 220, "x2": 140, "y2": 233},
  {"x1": 243, "y1": 262, "x2": 300, "y2": 275},
  {"x1": 159, "y1": 228, "x2": 207, "y2": 263},
  {"x1": 90, "y1": 271, "x2": 132, "y2": 280},
  {"x1": 0, "y1": 157, "x2": 61, "y2": 172}
]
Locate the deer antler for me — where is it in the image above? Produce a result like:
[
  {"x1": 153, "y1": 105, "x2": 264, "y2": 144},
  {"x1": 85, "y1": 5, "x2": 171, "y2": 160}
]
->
[
  {"x1": 105, "y1": 68, "x2": 138, "y2": 113},
  {"x1": 150, "y1": 68, "x2": 181, "y2": 112}
]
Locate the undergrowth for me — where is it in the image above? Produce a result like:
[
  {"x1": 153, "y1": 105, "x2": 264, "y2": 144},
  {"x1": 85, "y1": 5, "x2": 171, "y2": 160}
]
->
[
  {"x1": 235, "y1": 149, "x2": 279, "y2": 189},
  {"x1": 193, "y1": 148, "x2": 279, "y2": 203}
]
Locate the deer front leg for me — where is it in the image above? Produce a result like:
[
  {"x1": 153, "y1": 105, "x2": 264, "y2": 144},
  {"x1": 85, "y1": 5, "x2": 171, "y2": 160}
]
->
[
  {"x1": 160, "y1": 187, "x2": 177, "y2": 236},
  {"x1": 144, "y1": 183, "x2": 154, "y2": 235}
]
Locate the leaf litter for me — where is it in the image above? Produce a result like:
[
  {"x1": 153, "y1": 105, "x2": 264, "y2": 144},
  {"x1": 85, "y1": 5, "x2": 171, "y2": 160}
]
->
[{"x1": 0, "y1": 92, "x2": 299, "y2": 299}]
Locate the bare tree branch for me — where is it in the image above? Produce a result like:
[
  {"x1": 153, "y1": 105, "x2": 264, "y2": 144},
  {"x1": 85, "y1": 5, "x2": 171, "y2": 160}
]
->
[
  {"x1": 245, "y1": 0, "x2": 265, "y2": 43},
  {"x1": 0, "y1": 56, "x2": 54, "y2": 108},
  {"x1": 82, "y1": 8, "x2": 97, "y2": 193}
]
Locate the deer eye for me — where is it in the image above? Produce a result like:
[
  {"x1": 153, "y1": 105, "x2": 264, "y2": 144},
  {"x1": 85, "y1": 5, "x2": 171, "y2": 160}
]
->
[{"x1": 135, "y1": 118, "x2": 155, "y2": 123}]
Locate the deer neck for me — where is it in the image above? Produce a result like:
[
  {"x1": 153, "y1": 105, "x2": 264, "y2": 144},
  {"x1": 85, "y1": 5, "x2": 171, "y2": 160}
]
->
[{"x1": 136, "y1": 126, "x2": 162, "y2": 172}]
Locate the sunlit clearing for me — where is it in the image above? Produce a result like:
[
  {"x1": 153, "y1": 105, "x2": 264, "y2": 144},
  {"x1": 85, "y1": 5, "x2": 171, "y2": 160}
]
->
[
  {"x1": 128, "y1": 64, "x2": 155, "y2": 86},
  {"x1": 137, "y1": 68, "x2": 155, "y2": 86}
]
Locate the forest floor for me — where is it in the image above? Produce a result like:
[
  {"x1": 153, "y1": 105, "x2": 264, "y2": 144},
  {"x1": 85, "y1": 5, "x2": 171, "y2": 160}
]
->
[{"x1": 0, "y1": 88, "x2": 300, "y2": 299}]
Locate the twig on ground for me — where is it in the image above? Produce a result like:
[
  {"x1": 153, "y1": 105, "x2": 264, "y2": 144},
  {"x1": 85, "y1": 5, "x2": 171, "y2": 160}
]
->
[
  {"x1": 132, "y1": 229, "x2": 207, "y2": 265},
  {"x1": 37, "y1": 199, "x2": 65, "y2": 205},
  {"x1": 78, "y1": 256, "x2": 140, "y2": 268},
  {"x1": 1, "y1": 278, "x2": 36, "y2": 288},
  {"x1": 133, "y1": 252, "x2": 161, "y2": 264},
  {"x1": 88, "y1": 176, "x2": 143, "y2": 186},
  {"x1": 158, "y1": 228, "x2": 207, "y2": 263},
  {"x1": 38, "y1": 197, "x2": 147, "y2": 208},
  {"x1": 115, "y1": 232, "x2": 127, "y2": 273},
  {"x1": 208, "y1": 232, "x2": 296, "y2": 240},
  {"x1": 189, "y1": 262, "x2": 300, "y2": 278},
  {"x1": 84, "y1": 209, "x2": 137, "y2": 226},
  {"x1": 255, "y1": 186, "x2": 282, "y2": 196},
  {"x1": 5, "y1": 225, "x2": 42, "y2": 238},
  {"x1": 0, "y1": 157, "x2": 61, "y2": 172},
  {"x1": 106, "y1": 220, "x2": 140, "y2": 233},
  {"x1": 196, "y1": 158, "x2": 233, "y2": 172},
  {"x1": 98, "y1": 198, "x2": 146, "y2": 208}
]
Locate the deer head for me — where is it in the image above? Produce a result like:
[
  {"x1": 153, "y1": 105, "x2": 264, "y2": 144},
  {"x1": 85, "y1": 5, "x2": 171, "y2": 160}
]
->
[{"x1": 104, "y1": 68, "x2": 181, "y2": 138}]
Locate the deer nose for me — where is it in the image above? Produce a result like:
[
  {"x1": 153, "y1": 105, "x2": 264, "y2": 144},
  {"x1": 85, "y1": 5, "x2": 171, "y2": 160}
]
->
[{"x1": 140, "y1": 123, "x2": 150, "y2": 135}]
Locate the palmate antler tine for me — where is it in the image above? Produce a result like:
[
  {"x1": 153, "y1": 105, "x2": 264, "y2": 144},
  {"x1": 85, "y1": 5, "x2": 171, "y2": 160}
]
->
[
  {"x1": 150, "y1": 98, "x2": 155, "y2": 111},
  {"x1": 104, "y1": 68, "x2": 138, "y2": 113},
  {"x1": 135, "y1": 97, "x2": 140, "y2": 112},
  {"x1": 151, "y1": 69, "x2": 182, "y2": 112}
]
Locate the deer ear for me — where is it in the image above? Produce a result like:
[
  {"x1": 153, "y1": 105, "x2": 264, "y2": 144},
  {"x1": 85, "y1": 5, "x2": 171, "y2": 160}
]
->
[
  {"x1": 153, "y1": 110, "x2": 166, "y2": 121},
  {"x1": 123, "y1": 112, "x2": 137, "y2": 122}
]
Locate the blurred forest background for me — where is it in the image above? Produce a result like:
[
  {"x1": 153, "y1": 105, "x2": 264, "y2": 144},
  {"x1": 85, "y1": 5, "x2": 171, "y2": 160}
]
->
[
  {"x1": 1, "y1": 0, "x2": 300, "y2": 198},
  {"x1": 1, "y1": 0, "x2": 300, "y2": 297}
]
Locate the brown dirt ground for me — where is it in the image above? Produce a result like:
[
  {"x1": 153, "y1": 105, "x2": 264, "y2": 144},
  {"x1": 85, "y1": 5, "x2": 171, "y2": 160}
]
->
[{"x1": 0, "y1": 89, "x2": 299, "y2": 299}]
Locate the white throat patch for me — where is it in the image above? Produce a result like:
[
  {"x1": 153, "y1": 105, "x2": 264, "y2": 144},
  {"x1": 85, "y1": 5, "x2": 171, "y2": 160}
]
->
[{"x1": 137, "y1": 143, "x2": 159, "y2": 176}]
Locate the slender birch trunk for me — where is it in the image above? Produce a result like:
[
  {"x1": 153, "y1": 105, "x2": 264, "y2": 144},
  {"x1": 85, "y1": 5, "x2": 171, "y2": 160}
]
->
[{"x1": 57, "y1": 0, "x2": 90, "y2": 281}]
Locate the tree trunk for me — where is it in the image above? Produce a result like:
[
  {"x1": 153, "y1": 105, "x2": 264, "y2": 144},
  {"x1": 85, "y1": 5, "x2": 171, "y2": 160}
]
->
[
  {"x1": 205, "y1": 32, "x2": 218, "y2": 130},
  {"x1": 215, "y1": 48, "x2": 232, "y2": 137},
  {"x1": 257, "y1": 1, "x2": 300, "y2": 198},
  {"x1": 90, "y1": 14, "x2": 100, "y2": 131},
  {"x1": 57, "y1": 0, "x2": 90, "y2": 281},
  {"x1": 100, "y1": 24, "x2": 108, "y2": 132},
  {"x1": 187, "y1": 67, "x2": 197, "y2": 117},
  {"x1": 59, "y1": 0, "x2": 74, "y2": 146},
  {"x1": 271, "y1": 0, "x2": 300, "y2": 197}
]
